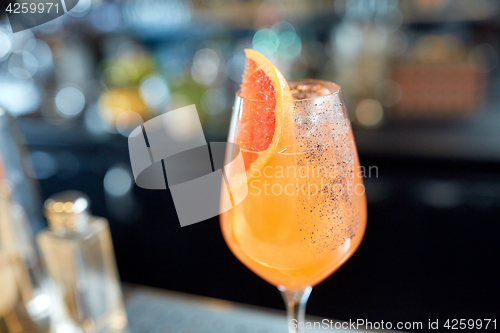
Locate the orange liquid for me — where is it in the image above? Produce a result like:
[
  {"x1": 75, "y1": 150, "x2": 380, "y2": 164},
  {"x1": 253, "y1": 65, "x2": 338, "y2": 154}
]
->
[{"x1": 221, "y1": 128, "x2": 367, "y2": 291}]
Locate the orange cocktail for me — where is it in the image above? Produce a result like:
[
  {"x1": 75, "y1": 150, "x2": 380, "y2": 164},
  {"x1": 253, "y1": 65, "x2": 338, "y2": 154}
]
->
[{"x1": 220, "y1": 49, "x2": 366, "y2": 333}]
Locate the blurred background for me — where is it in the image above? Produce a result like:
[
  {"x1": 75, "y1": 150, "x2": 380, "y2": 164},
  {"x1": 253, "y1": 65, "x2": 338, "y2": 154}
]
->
[{"x1": 0, "y1": 0, "x2": 499, "y2": 326}]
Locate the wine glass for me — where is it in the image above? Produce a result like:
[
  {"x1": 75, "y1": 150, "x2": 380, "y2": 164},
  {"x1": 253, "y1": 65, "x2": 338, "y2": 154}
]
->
[{"x1": 220, "y1": 79, "x2": 367, "y2": 332}]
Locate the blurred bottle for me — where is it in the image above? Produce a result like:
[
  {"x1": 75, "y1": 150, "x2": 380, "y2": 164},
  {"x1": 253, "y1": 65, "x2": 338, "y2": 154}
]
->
[
  {"x1": 0, "y1": 107, "x2": 45, "y2": 233},
  {"x1": 0, "y1": 108, "x2": 52, "y2": 332},
  {"x1": 0, "y1": 183, "x2": 52, "y2": 333},
  {"x1": 37, "y1": 191, "x2": 127, "y2": 333}
]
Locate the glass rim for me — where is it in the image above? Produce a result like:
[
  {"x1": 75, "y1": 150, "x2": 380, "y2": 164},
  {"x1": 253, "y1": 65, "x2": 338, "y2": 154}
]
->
[{"x1": 235, "y1": 78, "x2": 341, "y2": 102}]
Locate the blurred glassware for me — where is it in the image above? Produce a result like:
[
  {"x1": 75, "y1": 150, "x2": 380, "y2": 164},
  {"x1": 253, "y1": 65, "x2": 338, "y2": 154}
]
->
[
  {"x1": 330, "y1": 0, "x2": 494, "y2": 124},
  {"x1": 401, "y1": 0, "x2": 500, "y2": 22},
  {"x1": 0, "y1": 108, "x2": 44, "y2": 232},
  {"x1": 330, "y1": 17, "x2": 392, "y2": 124},
  {"x1": 0, "y1": 188, "x2": 53, "y2": 333},
  {"x1": 37, "y1": 191, "x2": 128, "y2": 333},
  {"x1": 389, "y1": 34, "x2": 487, "y2": 119},
  {"x1": 0, "y1": 24, "x2": 45, "y2": 116},
  {"x1": 124, "y1": 0, "x2": 192, "y2": 38},
  {"x1": 0, "y1": 108, "x2": 52, "y2": 332}
]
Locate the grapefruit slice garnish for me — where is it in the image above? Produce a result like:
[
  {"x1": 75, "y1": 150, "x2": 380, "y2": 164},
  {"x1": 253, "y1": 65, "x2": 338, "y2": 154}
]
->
[{"x1": 234, "y1": 49, "x2": 293, "y2": 182}]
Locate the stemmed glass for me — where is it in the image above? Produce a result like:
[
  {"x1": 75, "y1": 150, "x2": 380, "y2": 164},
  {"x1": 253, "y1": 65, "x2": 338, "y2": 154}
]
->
[{"x1": 220, "y1": 79, "x2": 367, "y2": 332}]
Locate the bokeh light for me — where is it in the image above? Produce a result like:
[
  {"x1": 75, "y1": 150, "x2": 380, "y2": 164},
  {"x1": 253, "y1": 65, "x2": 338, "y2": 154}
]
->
[
  {"x1": 191, "y1": 48, "x2": 220, "y2": 86},
  {"x1": 98, "y1": 88, "x2": 152, "y2": 131},
  {"x1": 90, "y1": 3, "x2": 123, "y2": 33},
  {"x1": 139, "y1": 75, "x2": 170, "y2": 110},
  {"x1": 28, "y1": 151, "x2": 58, "y2": 179},
  {"x1": 226, "y1": 54, "x2": 246, "y2": 83},
  {"x1": 333, "y1": 22, "x2": 363, "y2": 60},
  {"x1": 116, "y1": 111, "x2": 143, "y2": 137},
  {"x1": 0, "y1": 78, "x2": 41, "y2": 116},
  {"x1": 84, "y1": 103, "x2": 113, "y2": 136},
  {"x1": 250, "y1": 23, "x2": 302, "y2": 64},
  {"x1": 55, "y1": 87, "x2": 86, "y2": 117},
  {"x1": 8, "y1": 29, "x2": 34, "y2": 53},
  {"x1": 104, "y1": 164, "x2": 133, "y2": 197},
  {"x1": 23, "y1": 39, "x2": 53, "y2": 73},
  {"x1": 200, "y1": 88, "x2": 226, "y2": 115},
  {"x1": 275, "y1": 22, "x2": 302, "y2": 60},
  {"x1": 0, "y1": 30, "x2": 11, "y2": 61},
  {"x1": 100, "y1": 43, "x2": 155, "y2": 87},
  {"x1": 8, "y1": 51, "x2": 38, "y2": 79},
  {"x1": 252, "y1": 28, "x2": 280, "y2": 59},
  {"x1": 356, "y1": 99, "x2": 384, "y2": 127}
]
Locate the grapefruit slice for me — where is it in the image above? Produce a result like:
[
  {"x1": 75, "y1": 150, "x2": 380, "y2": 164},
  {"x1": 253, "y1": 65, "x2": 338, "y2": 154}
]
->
[{"x1": 234, "y1": 49, "x2": 293, "y2": 181}]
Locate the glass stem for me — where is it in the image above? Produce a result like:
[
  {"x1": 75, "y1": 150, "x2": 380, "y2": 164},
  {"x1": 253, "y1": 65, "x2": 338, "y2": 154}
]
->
[{"x1": 279, "y1": 286, "x2": 312, "y2": 333}]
